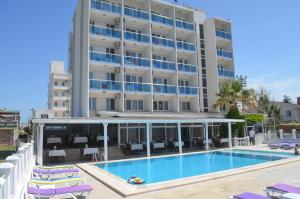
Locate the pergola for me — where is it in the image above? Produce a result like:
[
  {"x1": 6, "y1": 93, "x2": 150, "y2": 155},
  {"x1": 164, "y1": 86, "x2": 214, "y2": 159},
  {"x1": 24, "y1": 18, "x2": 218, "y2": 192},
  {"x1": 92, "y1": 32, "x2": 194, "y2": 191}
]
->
[{"x1": 32, "y1": 117, "x2": 245, "y2": 165}]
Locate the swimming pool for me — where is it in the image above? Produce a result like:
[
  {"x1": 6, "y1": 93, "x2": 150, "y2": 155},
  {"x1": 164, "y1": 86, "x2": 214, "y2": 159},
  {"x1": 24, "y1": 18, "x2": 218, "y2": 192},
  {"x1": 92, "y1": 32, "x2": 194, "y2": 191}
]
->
[{"x1": 96, "y1": 149, "x2": 295, "y2": 185}]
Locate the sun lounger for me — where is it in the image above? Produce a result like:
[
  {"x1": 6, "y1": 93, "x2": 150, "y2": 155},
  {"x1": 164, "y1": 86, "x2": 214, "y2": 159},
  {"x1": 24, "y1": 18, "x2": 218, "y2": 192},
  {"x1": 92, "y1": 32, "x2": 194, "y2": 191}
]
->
[
  {"x1": 265, "y1": 183, "x2": 300, "y2": 196},
  {"x1": 231, "y1": 192, "x2": 271, "y2": 199},
  {"x1": 27, "y1": 184, "x2": 93, "y2": 198},
  {"x1": 30, "y1": 176, "x2": 85, "y2": 185},
  {"x1": 32, "y1": 168, "x2": 80, "y2": 179},
  {"x1": 35, "y1": 165, "x2": 75, "y2": 170}
]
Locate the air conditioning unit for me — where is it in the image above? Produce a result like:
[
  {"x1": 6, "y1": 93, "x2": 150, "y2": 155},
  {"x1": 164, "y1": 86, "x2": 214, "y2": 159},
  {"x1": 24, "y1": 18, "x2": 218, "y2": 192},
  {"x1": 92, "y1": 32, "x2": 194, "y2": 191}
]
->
[
  {"x1": 115, "y1": 67, "x2": 121, "y2": 73},
  {"x1": 115, "y1": 93, "x2": 121, "y2": 99},
  {"x1": 114, "y1": 42, "x2": 121, "y2": 49},
  {"x1": 114, "y1": 18, "x2": 121, "y2": 25}
]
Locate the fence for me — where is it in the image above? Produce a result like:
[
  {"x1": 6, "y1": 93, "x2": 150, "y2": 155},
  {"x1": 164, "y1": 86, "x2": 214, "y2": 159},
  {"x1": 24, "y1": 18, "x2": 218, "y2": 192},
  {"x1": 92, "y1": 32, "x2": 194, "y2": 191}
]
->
[
  {"x1": 233, "y1": 136, "x2": 250, "y2": 147},
  {"x1": 265, "y1": 129, "x2": 300, "y2": 144},
  {"x1": 0, "y1": 141, "x2": 34, "y2": 199}
]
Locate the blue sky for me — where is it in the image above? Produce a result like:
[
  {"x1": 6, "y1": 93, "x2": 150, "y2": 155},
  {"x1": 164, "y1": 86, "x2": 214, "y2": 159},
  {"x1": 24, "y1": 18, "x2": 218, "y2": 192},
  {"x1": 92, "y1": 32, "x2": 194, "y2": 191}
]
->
[{"x1": 0, "y1": 0, "x2": 299, "y2": 122}]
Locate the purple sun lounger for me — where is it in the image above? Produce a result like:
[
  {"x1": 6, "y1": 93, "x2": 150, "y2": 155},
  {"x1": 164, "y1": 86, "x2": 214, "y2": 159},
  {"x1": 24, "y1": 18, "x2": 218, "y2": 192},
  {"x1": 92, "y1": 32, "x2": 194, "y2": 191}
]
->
[
  {"x1": 32, "y1": 168, "x2": 80, "y2": 179},
  {"x1": 265, "y1": 183, "x2": 300, "y2": 196},
  {"x1": 27, "y1": 184, "x2": 93, "y2": 198},
  {"x1": 231, "y1": 192, "x2": 271, "y2": 199}
]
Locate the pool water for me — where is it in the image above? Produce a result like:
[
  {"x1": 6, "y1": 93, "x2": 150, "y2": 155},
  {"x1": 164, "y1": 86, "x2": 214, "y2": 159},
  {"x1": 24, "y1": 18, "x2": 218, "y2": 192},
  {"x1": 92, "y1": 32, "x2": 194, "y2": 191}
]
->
[{"x1": 96, "y1": 150, "x2": 294, "y2": 185}]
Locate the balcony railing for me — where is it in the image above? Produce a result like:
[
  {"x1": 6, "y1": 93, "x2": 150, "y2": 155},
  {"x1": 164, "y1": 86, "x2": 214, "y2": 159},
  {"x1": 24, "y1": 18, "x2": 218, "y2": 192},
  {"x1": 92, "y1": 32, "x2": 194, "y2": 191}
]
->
[
  {"x1": 151, "y1": 13, "x2": 174, "y2": 26},
  {"x1": 152, "y1": 36, "x2": 175, "y2": 48},
  {"x1": 216, "y1": 29, "x2": 231, "y2": 40},
  {"x1": 177, "y1": 41, "x2": 196, "y2": 51},
  {"x1": 124, "y1": 7, "x2": 149, "y2": 20},
  {"x1": 152, "y1": 60, "x2": 176, "y2": 71},
  {"x1": 153, "y1": 84, "x2": 177, "y2": 94},
  {"x1": 90, "y1": 51, "x2": 121, "y2": 64},
  {"x1": 124, "y1": 56, "x2": 150, "y2": 68},
  {"x1": 217, "y1": 49, "x2": 233, "y2": 58},
  {"x1": 91, "y1": 0, "x2": 122, "y2": 14},
  {"x1": 179, "y1": 86, "x2": 198, "y2": 95},
  {"x1": 178, "y1": 64, "x2": 197, "y2": 73},
  {"x1": 90, "y1": 79, "x2": 122, "y2": 91},
  {"x1": 125, "y1": 82, "x2": 151, "y2": 92},
  {"x1": 124, "y1": 31, "x2": 150, "y2": 43},
  {"x1": 90, "y1": 25, "x2": 121, "y2": 38},
  {"x1": 176, "y1": 20, "x2": 194, "y2": 31},
  {"x1": 218, "y1": 69, "x2": 235, "y2": 78}
]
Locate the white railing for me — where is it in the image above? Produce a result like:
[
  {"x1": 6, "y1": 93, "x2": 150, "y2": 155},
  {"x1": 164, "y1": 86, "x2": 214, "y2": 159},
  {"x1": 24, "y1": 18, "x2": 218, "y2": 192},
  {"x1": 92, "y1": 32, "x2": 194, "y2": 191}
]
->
[
  {"x1": 0, "y1": 141, "x2": 34, "y2": 199},
  {"x1": 233, "y1": 136, "x2": 250, "y2": 147}
]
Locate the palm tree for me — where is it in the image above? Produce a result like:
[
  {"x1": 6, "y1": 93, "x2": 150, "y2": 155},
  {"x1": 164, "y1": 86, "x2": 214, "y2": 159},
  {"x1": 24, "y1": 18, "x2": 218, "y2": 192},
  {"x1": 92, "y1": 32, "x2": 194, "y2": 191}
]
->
[{"x1": 240, "y1": 88, "x2": 257, "y2": 112}]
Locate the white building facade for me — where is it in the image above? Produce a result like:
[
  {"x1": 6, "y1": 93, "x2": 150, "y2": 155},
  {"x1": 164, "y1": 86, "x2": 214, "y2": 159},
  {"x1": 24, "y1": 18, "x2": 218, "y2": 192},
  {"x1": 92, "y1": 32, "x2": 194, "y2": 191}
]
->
[
  {"x1": 69, "y1": 0, "x2": 235, "y2": 118},
  {"x1": 48, "y1": 61, "x2": 71, "y2": 117}
]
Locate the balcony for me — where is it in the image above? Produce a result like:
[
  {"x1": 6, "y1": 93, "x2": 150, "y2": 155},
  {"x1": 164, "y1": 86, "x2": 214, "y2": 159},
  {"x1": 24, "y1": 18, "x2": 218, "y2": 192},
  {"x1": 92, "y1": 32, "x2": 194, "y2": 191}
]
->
[
  {"x1": 152, "y1": 36, "x2": 175, "y2": 48},
  {"x1": 89, "y1": 51, "x2": 121, "y2": 64},
  {"x1": 178, "y1": 64, "x2": 197, "y2": 73},
  {"x1": 216, "y1": 29, "x2": 231, "y2": 40},
  {"x1": 153, "y1": 84, "x2": 177, "y2": 95},
  {"x1": 124, "y1": 7, "x2": 149, "y2": 20},
  {"x1": 124, "y1": 56, "x2": 150, "y2": 68},
  {"x1": 179, "y1": 86, "x2": 198, "y2": 96},
  {"x1": 218, "y1": 69, "x2": 235, "y2": 78},
  {"x1": 176, "y1": 20, "x2": 194, "y2": 31},
  {"x1": 90, "y1": 79, "x2": 122, "y2": 91},
  {"x1": 177, "y1": 41, "x2": 196, "y2": 51},
  {"x1": 90, "y1": 25, "x2": 121, "y2": 38},
  {"x1": 91, "y1": 0, "x2": 122, "y2": 14},
  {"x1": 152, "y1": 60, "x2": 176, "y2": 71},
  {"x1": 151, "y1": 13, "x2": 174, "y2": 26},
  {"x1": 124, "y1": 31, "x2": 150, "y2": 43},
  {"x1": 125, "y1": 82, "x2": 151, "y2": 93},
  {"x1": 217, "y1": 49, "x2": 233, "y2": 58}
]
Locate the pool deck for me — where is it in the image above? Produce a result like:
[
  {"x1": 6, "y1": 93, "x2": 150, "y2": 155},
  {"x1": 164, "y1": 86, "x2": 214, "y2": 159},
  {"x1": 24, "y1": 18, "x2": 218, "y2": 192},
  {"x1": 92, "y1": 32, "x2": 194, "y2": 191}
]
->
[{"x1": 77, "y1": 145, "x2": 300, "y2": 199}]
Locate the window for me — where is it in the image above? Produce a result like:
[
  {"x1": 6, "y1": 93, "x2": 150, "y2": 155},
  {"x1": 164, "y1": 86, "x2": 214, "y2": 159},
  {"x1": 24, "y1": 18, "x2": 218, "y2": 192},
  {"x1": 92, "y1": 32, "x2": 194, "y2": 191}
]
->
[
  {"x1": 202, "y1": 79, "x2": 207, "y2": 87},
  {"x1": 178, "y1": 80, "x2": 189, "y2": 87},
  {"x1": 89, "y1": 72, "x2": 94, "y2": 79},
  {"x1": 54, "y1": 81, "x2": 58, "y2": 86},
  {"x1": 125, "y1": 100, "x2": 143, "y2": 111},
  {"x1": 199, "y1": 24, "x2": 204, "y2": 39},
  {"x1": 153, "y1": 101, "x2": 168, "y2": 111},
  {"x1": 62, "y1": 82, "x2": 65, "y2": 86},
  {"x1": 89, "y1": 97, "x2": 97, "y2": 110},
  {"x1": 285, "y1": 110, "x2": 292, "y2": 118},
  {"x1": 125, "y1": 75, "x2": 142, "y2": 83},
  {"x1": 106, "y1": 99, "x2": 115, "y2": 111},
  {"x1": 180, "y1": 102, "x2": 191, "y2": 111},
  {"x1": 106, "y1": 73, "x2": 115, "y2": 81},
  {"x1": 54, "y1": 102, "x2": 58, "y2": 107}
]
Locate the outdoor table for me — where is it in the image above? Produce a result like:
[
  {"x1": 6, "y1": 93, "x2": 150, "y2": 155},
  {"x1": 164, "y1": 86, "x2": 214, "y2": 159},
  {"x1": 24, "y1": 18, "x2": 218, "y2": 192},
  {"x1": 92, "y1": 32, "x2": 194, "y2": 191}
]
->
[
  {"x1": 47, "y1": 137, "x2": 62, "y2": 144},
  {"x1": 48, "y1": 150, "x2": 66, "y2": 157},
  {"x1": 282, "y1": 193, "x2": 300, "y2": 199},
  {"x1": 96, "y1": 136, "x2": 110, "y2": 142},
  {"x1": 73, "y1": 136, "x2": 88, "y2": 144},
  {"x1": 130, "y1": 144, "x2": 143, "y2": 151},
  {"x1": 173, "y1": 141, "x2": 184, "y2": 147},
  {"x1": 83, "y1": 147, "x2": 99, "y2": 162},
  {"x1": 153, "y1": 142, "x2": 165, "y2": 149}
]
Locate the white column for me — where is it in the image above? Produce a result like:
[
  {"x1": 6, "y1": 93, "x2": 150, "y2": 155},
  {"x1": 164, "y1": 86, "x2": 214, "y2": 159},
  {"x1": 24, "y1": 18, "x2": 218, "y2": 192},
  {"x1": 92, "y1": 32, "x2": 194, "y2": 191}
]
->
[
  {"x1": 178, "y1": 123, "x2": 182, "y2": 154},
  {"x1": 103, "y1": 123, "x2": 108, "y2": 162},
  {"x1": 279, "y1": 129, "x2": 284, "y2": 139},
  {"x1": 205, "y1": 122, "x2": 209, "y2": 150},
  {"x1": 228, "y1": 122, "x2": 232, "y2": 148},
  {"x1": 146, "y1": 123, "x2": 150, "y2": 157},
  {"x1": 117, "y1": 123, "x2": 121, "y2": 147},
  {"x1": 292, "y1": 129, "x2": 296, "y2": 139},
  {"x1": 37, "y1": 124, "x2": 44, "y2": 165}
]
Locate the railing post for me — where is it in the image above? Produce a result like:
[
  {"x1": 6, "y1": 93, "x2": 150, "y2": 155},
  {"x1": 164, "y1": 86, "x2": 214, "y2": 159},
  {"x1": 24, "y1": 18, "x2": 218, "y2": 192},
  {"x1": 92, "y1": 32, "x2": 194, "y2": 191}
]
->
[
  {"x1": 233, "y1": 137, "x2": 237, "y2": 147},
  {"x1": 279, "y1": 129, "x2": 284, "y2": 139},
  {"x1": 292, "y1": 129, "x2": 296, "y2": 139},
  {"x1": 0, "y1": 163, "x2": 14, "y2": 199}
]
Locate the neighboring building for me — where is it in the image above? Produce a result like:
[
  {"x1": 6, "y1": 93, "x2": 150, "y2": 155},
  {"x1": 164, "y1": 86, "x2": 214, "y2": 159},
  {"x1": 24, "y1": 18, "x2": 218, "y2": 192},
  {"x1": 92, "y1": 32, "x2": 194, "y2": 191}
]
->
[
  {"x1": 69, "y1": 0, "x2": 235, "y2": 118},
  {"x1": 48, "y1": 61, "x2": 71, "y2": 117},
  {"x1": 274, "y1": 99, "x2": 300, "y2": 122},
  {"x1": 0, "y1": 109, "x2": 20, "y2": 146}
]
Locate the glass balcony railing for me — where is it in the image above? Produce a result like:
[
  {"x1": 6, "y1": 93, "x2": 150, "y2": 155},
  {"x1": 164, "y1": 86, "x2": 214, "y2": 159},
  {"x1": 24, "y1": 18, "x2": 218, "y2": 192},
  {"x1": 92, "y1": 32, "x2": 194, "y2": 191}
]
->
[
  {"x1": 177, "y1": 41, "x2": 196, "y2": 51},
  {"x1": 178, "y1": 64, "x2": 197, "y2": 73},
  {"x1": 176, "y1": 20, "x2": 194, "y2": 31},
  {"x1": 89, "y1": 25, "x2": 121, "y2": 38},
  {"x1": 216, "y1": 29, "x2": 231, "y2": 40},
  {"x1": 125, "y1": 82, "x2": 151, "y2": 92},
  {"x1": 91, "y1": 0, "x2": 122, "y2": 14},
  {"x1": 218, "y1": 69, "x2": 235, "y2": 78},
  {"x1": 152, "y1": 36, "x2": 175, "y2": 48},
  {"x1": 124, "y1": 56, "x2": 150, "y2": 68},
  {"x1": 151, "y1": 13, "x2": 174, "y2": 26},
  {"x1": 217, "y1": 49, "x2": 233, "y2": 58},
  {"x1": 152, "y1": 60, "x2": 176, "y2": 71},
  {"x1": 179, "y1": 86, "x2": 198, "y2": 95},
  {"x1": 153, "y1": 84, "x2": 177, "y2": 94},
  {"x1": 89, "y1": 51, "x2": 121, "y2": 64},
  {"x1": 90, "y1": 79, "x2": 122, "y2": 91},
  {"x1": 124, "y1": 7, "x2": 149, "y2": 20},
  {"x1": 124, "y1": 31, "x2": 150, "y2": 43}
]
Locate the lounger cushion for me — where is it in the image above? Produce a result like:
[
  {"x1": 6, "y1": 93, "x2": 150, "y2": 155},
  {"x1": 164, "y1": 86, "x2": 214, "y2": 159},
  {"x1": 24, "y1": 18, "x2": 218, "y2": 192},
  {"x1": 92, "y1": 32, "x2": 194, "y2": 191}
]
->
[
  {"x1": 33, "y1": 168, "x2": 79, "y2": 174},
  {"x1": 234, "y1": 192, "x2": 270, "y2": 199},
  {"x1": 27, "y1": 184, "x2": 93, "y2": 196},
  {"x1": 268, "y1": 183, "x2": 300, "y2": 194}
]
